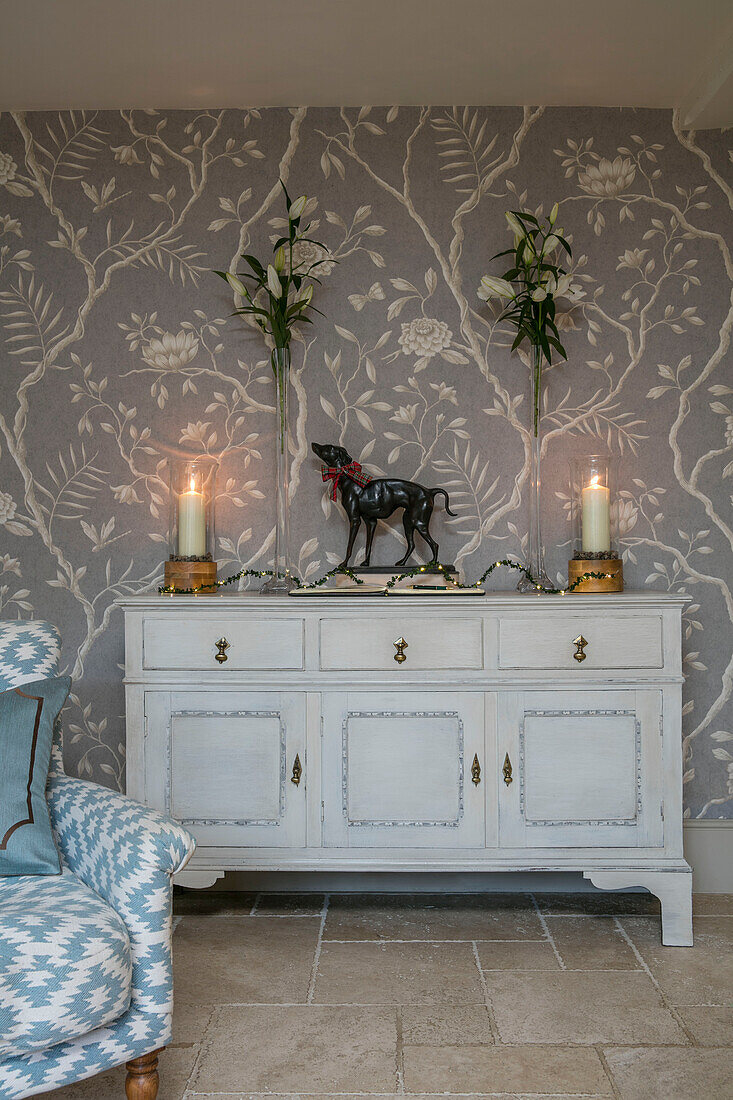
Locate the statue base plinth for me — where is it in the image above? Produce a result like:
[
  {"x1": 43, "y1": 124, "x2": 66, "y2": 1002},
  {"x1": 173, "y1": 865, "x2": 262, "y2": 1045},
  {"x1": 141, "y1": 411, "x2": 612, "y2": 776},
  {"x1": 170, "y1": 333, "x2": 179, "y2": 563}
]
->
[{"x1": 340, "y1": 564, "x2": 460, "y2": 590}]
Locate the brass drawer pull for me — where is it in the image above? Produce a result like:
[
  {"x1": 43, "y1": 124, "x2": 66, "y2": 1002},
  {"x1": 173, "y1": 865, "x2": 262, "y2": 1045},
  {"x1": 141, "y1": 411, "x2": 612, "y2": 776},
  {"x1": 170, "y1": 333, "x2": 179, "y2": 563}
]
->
[
  {"x1": 471, "y1": 753, "x2": 481, "y2": 785},
  {"x1": 291, "y1": 753, "x2": 302, "y2": 786},
  {"x1": 393, "y1": 637, "x2": 408, "y2": 664},
  {"x1": 215, "y1": 637, "x2": 230, "y2": 664},
  {"x1": 503, "y1": 753, "x2": 513, "y2": 786},
  {"x1": 573, "y1": 635, "x2": 588, "y2": 663}
]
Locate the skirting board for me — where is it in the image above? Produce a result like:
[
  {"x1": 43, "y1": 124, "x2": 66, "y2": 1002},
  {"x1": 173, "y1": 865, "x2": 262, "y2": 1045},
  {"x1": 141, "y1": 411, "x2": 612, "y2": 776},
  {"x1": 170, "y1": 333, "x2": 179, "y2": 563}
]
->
[{"x1": 198, "y1": 823, "x2": 733, "y2": 895}]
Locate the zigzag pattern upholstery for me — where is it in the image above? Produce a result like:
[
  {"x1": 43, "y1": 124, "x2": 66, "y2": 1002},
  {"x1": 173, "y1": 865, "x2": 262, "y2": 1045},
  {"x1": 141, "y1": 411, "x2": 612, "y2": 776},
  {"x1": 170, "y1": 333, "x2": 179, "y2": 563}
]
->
[
  {"x1": 0, "y1": 620, "x2": 64, "y2": 772},
  {"x1": 0, "y1": 621, "x2": 195, "y2": 1098}
]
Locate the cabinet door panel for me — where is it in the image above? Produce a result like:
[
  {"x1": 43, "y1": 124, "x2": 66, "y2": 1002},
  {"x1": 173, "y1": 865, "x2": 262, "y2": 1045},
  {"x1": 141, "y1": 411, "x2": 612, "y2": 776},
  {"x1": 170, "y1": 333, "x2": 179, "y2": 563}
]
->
[
  {"x1": 498, "y1": 689, "x2": 663, "y2": 848},
  {"x1": 144, "y1": 690, "x2": 306, "y2": 848},
  {"x1": 323, "y1": 691, "x2": 485, "y2": 848}
]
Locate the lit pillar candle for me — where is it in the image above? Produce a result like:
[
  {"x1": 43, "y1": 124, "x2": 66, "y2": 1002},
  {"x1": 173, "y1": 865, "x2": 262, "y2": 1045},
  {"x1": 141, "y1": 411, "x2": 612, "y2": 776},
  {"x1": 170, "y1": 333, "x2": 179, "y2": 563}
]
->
[
  {"x1": 178, "y1": 478, "x2": 206, "y2": 557},
  {"x1": 581, "y1": 474, "x2": 610, "y2": 553}
]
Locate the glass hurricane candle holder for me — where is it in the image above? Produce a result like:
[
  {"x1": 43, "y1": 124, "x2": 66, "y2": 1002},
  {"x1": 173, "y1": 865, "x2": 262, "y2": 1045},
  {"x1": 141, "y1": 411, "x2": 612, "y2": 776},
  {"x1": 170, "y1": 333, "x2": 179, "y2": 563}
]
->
[
  {"x1": 568, "y1": 455, "x2": 623, "y2": 592},
  {"x1": 164, "y1": 456, "x2": 219, "y2": 592}
]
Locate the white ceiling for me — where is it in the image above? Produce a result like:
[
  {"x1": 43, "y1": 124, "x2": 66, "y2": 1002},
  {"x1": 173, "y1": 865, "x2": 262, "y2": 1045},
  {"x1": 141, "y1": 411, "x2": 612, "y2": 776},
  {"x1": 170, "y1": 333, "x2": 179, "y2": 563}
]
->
[{"x1": 1, "y1": 0, "x2": 732, "y2": 127}]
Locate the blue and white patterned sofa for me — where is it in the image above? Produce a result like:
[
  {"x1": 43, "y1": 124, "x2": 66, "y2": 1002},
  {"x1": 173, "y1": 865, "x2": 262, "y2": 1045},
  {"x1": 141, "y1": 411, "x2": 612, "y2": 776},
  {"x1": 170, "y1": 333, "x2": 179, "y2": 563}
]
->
[{"x1": 0, "y1": 621, "x2": 195, "y2": 1098}]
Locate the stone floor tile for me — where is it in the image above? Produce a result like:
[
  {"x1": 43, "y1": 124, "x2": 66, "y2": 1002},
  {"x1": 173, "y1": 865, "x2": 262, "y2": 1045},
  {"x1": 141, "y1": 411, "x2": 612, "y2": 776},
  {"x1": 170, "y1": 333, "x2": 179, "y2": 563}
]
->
[
  {"x1": 324, "y1": 892, "x2": 543, "y2": 941},
  {"x1": 692, "y1": 893, "x2": 733, "y2": 914},
  {"x1": 173, "y1": 888, "x2": 258, "y2": 916},
  {"x1": 171, "y1": 1001, "x2": 216, "y2": 1046},
  {"x1": 533, "y1": 891, "x2": 660, "y2": 915},
  {"x1": 173, "y1": 914, "x2": 320, "y2": 1004},
  {"x1": 544, "y1": 914, "x2": 641, "y2": 969},
  {"x1": 402, "y1": 1043, "x2": 612, "y2": 1094},
  {"x1": 476, "y1": 939, "x2": 560, "y2": 970},
  {"x1": 620, "y1": 914, "x2": 733, "y2": 1005},
  {"x1": 42, "y1": 1045, "x2": 197, "y2": 1097},
  {"x1": 603, "y1": 1046, "x2": 733, "y2": 1100},
  {"x1": 675, "y1": 1005, "x2": 733, "y2": 1045},
  {"x1": 400, "y1": 1004, "x2": 494, "y2": 1044},
  {"x1": 487, "y1": 971, "x2": 687, "y2": 1044},
  {"x1": 313, "y1": 940, "x2": 484, "y2": 1003},
  {"x1": 189, "y1": 1005, "x2": 398, "y2": 1093},
  {"x1": 253, "y1": 892, "x2": 327, "y2": 915}
]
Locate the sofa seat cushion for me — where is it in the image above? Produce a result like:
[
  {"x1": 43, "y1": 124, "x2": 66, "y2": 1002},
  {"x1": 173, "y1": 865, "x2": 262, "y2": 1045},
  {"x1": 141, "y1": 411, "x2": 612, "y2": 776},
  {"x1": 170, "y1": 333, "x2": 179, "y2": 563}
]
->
[{"x1": 0, "y1": 867, "x2": 132, "y2": 1056}]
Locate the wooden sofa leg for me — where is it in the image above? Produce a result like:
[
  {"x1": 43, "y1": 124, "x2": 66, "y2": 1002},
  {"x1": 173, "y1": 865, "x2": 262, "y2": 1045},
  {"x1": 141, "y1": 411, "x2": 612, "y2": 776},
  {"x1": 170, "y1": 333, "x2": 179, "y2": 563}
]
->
[{"x1": 125, "y1": 1048, "x2": 162, "y2": 1099}]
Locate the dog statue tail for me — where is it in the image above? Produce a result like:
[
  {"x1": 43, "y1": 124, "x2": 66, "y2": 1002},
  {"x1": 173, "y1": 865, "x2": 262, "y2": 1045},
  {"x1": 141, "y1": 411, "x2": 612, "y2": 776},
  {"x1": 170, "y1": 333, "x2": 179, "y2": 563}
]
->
[{"x1": 429, "y1": 488, "x2": 457, "y2": 516}]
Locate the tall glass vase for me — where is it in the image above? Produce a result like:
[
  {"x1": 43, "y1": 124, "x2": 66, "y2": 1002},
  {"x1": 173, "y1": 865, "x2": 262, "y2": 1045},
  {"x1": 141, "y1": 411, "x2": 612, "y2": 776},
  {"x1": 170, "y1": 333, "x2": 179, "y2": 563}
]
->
[
  {"x1": 517, "y1": 344, "x2": 552, "y2": 592},
  {"x1": 261, "y1": 347, "x2": 295, "y2": 594}
]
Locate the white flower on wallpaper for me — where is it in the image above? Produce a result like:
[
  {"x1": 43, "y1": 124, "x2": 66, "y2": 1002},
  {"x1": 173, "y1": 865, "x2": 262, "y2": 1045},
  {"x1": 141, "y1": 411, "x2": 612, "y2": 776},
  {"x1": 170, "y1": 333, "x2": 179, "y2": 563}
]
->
[
  {"x1": 0, "y1": 491, "x2": 17, "y2": 524},
  {"x1": 398, "y1": 317, "x2": 453, "y2": 357},
  {"x1": 577, "y1": 155, "x2": 636, "y2": 197},
  {"x1": 141, "y1": 330, "x2": 199, "y2": 371},
  {"x1": 0, "y1": 105, "x2": 731, "y2": 822},
  {"x1": 0, "y1": 151, "x2": 17, "y2": 185}
]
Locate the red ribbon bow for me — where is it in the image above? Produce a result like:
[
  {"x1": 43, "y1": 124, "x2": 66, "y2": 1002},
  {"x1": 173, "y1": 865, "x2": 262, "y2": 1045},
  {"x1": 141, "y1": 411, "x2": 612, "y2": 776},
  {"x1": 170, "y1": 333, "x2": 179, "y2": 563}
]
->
[{"x1": 321, "y1": 461, "x2": 372, "y2": 501}]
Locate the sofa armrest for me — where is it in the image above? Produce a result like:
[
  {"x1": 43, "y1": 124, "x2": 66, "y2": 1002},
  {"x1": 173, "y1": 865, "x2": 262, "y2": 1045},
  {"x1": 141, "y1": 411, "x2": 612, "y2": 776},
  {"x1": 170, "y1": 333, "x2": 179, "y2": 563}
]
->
[{"x1": 46, "y1": 774, "x2": 195, "y2": 1013}]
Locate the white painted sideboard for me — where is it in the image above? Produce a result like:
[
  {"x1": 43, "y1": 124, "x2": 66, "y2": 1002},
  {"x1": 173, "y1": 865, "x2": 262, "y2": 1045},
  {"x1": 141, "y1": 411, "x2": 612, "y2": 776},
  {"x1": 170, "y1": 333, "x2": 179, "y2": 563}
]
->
[{"x1": 118, "y1": 591, "x2": 693, "y2": 945}]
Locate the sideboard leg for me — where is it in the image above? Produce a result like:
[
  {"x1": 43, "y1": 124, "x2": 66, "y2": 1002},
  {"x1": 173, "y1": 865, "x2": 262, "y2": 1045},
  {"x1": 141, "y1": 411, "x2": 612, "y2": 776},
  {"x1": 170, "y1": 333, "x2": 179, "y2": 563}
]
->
[
  {"x1": 583, "y1": 869, "x2": 693, "y2": 947},
  {"x1": 125, "y1": 1048, "x2": 161, "y2": 1099}
]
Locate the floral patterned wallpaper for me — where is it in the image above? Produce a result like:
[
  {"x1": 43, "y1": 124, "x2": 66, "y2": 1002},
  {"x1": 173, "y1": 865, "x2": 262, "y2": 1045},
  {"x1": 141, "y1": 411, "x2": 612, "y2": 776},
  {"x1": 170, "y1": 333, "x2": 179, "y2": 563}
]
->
[{"x1": 0, "y1": 106, "x2": 731, "y2": 818}]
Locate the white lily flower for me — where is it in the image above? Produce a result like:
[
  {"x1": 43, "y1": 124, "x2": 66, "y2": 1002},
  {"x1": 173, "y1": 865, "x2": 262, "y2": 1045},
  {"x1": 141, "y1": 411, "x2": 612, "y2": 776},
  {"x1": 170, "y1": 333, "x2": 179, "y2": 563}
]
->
[
  {"x1": 477, "y1": 275, "x2": 515, "y2": 301},
  {"x1": 555, "y1": 273, "x2": 573, "y2": 296},
  {"x1": 531, "y1": 287, "x2": 547, "y2": 302},
  {"x1": 289, "y1": 195, "x2": 307, "y2": 219},
  {"x1": 226, "y1": 272, "x2": 247, "y2": 296},
  {"x1": 549, "y1": 202, "x2": 559, "y2": 225},
  {"x1": 267, "y1": 264, "x2": 283, "y2": 296}
]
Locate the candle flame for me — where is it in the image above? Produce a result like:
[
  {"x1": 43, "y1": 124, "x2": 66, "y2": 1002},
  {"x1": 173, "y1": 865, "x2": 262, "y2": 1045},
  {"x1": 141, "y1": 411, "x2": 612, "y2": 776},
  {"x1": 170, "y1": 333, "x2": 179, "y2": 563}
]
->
[
  {"x1": 590, "y1": 474, "x2": 601, "y2": 487},
  {"x1": 189, "y1": 475, "x2": 196, "y2": 492}
]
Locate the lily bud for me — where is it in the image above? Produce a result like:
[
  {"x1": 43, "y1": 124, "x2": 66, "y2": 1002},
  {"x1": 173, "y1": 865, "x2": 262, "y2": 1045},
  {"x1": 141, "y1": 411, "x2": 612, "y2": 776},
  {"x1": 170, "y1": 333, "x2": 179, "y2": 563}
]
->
[
  {"x1": 549, "y1": 202, "x2": 559, "y2": 225},
  {"x1": 289, "y1": 195, "x2": 307, "y2": 219},
  {"x1": 531, "y1": 287, "x2": 547, "y2": 302},
  {"x1": 226, "y1": 272, "x2": 247, "y2": 296},
  {"x1": 505, "y1": 212, "x2": 525, "y2": 240},
  {"x1": 543, "y1": 235, "x2": 559, "y2": 254},
  {"x1": 274, "y1": 246, "x2": 286, "y2": 272},
  {"x1": 477, "y1": 274, "x2": 515, "y2": 301},
  {"x1": 267, "y1": 264, "x2": 283, "y2": 297},
  {"x1": 299, "y1": 284, "x2": 313, "y2": 306}
]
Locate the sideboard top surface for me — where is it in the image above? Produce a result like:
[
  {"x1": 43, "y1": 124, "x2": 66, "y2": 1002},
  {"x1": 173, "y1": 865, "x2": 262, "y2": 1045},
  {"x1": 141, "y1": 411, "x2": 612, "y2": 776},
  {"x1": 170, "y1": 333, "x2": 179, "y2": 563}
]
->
[{"x1": 116, "y1": 591, "x2": 689, "y2": 611}]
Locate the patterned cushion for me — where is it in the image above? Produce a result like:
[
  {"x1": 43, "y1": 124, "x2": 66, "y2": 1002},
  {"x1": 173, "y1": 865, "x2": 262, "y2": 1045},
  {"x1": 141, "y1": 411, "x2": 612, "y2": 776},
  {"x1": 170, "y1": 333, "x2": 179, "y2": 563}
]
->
[
  {"x1": 0, "y1": 867, "x2": 132, "y2": 1056},
  {"x1": 0, "y1": 677, "x2": 70, "y2": 876},
  {"x1": 0, "y1": 622, "x2": 61, "y2": 692},
  {"x1": 0, "y1": 621, "x2": 64, "y2": 775}
]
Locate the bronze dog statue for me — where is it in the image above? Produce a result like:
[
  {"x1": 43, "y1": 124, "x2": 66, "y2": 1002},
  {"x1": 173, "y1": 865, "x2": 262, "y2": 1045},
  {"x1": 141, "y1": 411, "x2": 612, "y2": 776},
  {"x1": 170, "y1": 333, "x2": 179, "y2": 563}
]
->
[{"x1": 312, "y1": 442, "x2": 456, "y2": 568}]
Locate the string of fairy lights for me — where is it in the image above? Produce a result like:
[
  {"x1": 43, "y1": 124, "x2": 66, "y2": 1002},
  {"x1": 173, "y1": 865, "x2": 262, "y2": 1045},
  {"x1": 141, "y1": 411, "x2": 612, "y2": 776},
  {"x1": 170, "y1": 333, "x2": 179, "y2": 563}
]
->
[{"x1": 158, "y1": 558, "x2": 615, "y2": 596}]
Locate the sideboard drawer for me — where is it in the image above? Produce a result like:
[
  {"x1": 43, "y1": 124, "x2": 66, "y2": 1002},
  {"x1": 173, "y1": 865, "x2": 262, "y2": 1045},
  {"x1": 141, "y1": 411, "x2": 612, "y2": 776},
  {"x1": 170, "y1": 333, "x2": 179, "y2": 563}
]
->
[
  {"x1": 320, "y1": 616, "x2": 483, "y2": 671},
  {"x1": 498, "y1": 614, "x2": 663, "y2": 670},
  {"x1": 143, "y1": 616, "x2": 304, "y2": 671}
]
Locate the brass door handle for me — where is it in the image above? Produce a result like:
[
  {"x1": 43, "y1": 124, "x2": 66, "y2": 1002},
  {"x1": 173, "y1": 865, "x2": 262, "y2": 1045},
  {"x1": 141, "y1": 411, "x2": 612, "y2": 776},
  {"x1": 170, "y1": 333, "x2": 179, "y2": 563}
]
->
[
  {"x1": 573, "y1": 635, "x2": 588, "y2": 663},
  {"x1": 291, "y1": 753, "x2": 302, "y2": 786},
  {"x1": 502, "y1": 753, "x2": 513, "y2": 785},
  {"x1": 393, "y1": 637, "x2": 408, "y2": 664},
  {"x1": 215, "y1": 637, "x2": 230, "y2": 664},
  {"x1": 471, "y1": 753, "x2": 481, "y2": 785}
]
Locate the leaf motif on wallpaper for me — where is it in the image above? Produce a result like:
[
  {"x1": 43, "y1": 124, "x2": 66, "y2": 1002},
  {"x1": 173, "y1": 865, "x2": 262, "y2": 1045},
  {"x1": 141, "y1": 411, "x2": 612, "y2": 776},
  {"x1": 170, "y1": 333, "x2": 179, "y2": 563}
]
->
[
  {"x1": 0, "y1": 275, "x2": 69, "y2": 367},
  {"x1": 36, "y1": 445, "x2": 107, "y2": 524},
  {"x1": 431, "y1": 108, "x2": 499, "y2": 192},
  {"x1": 34, "y1": 111, "x2": 108, "y2": 183}
]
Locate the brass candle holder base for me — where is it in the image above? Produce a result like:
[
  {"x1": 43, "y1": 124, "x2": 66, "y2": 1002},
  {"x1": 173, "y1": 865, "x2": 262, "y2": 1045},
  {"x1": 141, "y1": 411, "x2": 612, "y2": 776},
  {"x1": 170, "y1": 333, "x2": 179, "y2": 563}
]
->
[
  {"x1": 568, "y1": 557, "x2": 623, "y2": 593},
  {"x1": 164, "y1": 559, "x2": 217, "y2": 592}
]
